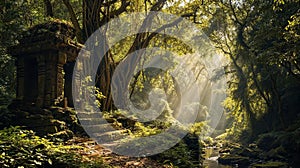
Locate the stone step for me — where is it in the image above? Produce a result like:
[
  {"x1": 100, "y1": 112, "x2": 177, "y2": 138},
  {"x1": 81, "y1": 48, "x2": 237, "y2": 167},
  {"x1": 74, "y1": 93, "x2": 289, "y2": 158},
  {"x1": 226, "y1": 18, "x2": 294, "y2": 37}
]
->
[
  {"x1": 83, "y1": 123, "x2": 116, "y2": 134},
  {"x1": 77, "y1": 112, "x2": 103, "y2": 119},
  {"x1": 93, "y1": 130, "x2": 128, "y2": 142},
  {"x1": 78, "y1": 118, "x2": 107, "y2": 125}
]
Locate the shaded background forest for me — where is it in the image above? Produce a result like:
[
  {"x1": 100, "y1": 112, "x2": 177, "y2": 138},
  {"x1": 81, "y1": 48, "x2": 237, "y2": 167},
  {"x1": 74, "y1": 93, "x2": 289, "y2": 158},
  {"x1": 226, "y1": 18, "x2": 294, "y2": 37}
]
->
[{"x1": 0, "y1": 0, "x2": 300, "y2": 167}]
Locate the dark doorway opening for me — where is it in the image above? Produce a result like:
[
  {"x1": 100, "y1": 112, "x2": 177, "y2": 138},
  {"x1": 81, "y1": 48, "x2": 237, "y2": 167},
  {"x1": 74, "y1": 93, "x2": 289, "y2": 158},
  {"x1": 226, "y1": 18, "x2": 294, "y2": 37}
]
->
[
  {"x1": 64, "y1": 62, "x2": 75, "y2": 107},
  {"x1": 23, "y1": 57, "x2": 38, "y2": 104}
]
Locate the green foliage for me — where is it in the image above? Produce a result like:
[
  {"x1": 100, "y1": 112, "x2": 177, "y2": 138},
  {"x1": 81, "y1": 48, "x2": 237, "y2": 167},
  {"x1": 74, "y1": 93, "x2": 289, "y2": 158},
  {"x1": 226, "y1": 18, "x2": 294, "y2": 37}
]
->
[
  {"x1": 102, "y1": 108, "x2": 175, "y2": 137},
  {"x1": 0, "y1": 126, "x2": 109, "y2": 168},
  {"x1": 0, "y1": 0, "x2": 48, "y2": 105},
  {"x1": 0, "y1": 106, "x2": 15, "y2": 129},
  {"x1": 203, "y1": 0, "x2": 300, "y2": 140},
  {"x1": 223, "y1": 95, "x2": 248, "y2": 140},
  {"x1": 131, "y1": 120, "x2": 171, "y2": 137},
  {"x1": 152, "y1": 141, "x2": 196, "y2": 168},
  {"x1": 80, "y1": 76, "x2": 106, "y2": 109},
  {"x1": 190, "y1": 121, "x2": 210, "y2": 137}
]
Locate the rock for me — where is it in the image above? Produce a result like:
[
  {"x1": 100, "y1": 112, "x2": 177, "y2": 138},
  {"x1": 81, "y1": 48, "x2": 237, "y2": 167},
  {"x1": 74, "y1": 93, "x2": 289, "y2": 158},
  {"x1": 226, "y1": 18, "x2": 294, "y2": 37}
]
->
[
  {"x1": 15, "y1": 110, "x2": 30, "y2": 118},
  {"x1": 51, "y1": 107, "x2": 65, "y2": 119},
  {"x1": 218, "y1": 154, "x2": 250, "y2": 167},
  {"x1": 49, "y1": 130, "x2": 74, "y2": 141},
  {"x1": 249, "y1": 143, "x2": 258, "y2": 149},
  {"x1": 251, "y1": 161, "x2": 289, "y2": 168},
  {"x1": 219, "y1": 148, "x2": 230, "y2": 154},
  {"x1": 264, "y1": 146, "x2": 286, "y2": 160},
  {"x1": 6, "y1": 104, "x2": 97, "y2": 137},
  {"x1": 42, "y1": 109, "x2": 52, "y2": 115},
  {"x1": 51, "y1": 119, "x2": 67, "y2": 131},
  {"x1": 22, "y1": 115, "x2": 53, "y2": 127},
  {"x1": 203, "y1": 137, "x2": 214, "y2": 146},
  {"x1": 239, "y1": 147, "x2": 261, "y2": 159},
  {"x1": 40, "y1": 126, "x2": 58, "y2": 134},
  {"x1": 257, "y1": 133, "x2": 277, "y2": 150}
]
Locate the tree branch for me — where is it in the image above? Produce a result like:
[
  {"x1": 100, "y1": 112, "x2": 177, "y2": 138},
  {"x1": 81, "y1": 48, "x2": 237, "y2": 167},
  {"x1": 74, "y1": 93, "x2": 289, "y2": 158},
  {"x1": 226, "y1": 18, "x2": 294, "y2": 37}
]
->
[
  {"x1": 229, "y1": 0, "x2": 242, "y2": 26},
  {"x1": 102, "y1": 0, "x2": 118, "y2": 7},
  {"x1": 62, "y1": 0, "x2": 83, "y2": 43},
  {"x1": 250, "y1": 63, "x2": 271, "y2": 107},
  {"x1": 229, "y1": 0, "x2": 251, "y2": 50},
  {"x1": 100, "y1": 0, "x2": 130, "y2": 25},
  {"x1": 141, "y1": 13, "x2": 193, "y2": 48},
  {"x1": 150, "y1": 0, "x2": 167, "y2": 11}
]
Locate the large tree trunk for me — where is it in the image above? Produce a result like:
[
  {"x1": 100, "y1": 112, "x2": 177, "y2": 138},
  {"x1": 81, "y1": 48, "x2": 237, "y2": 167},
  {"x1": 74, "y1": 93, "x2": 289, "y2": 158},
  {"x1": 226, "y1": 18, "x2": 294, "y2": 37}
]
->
[
  {"x1": 80, "y1": 0, "x2": 167, "y2": 111},
  {"x1": 82, "y1": 0, "x2": 116, "y2": 111},
  {"x1": 43, "y1": 0, "x2": 53, "y2": 17}
]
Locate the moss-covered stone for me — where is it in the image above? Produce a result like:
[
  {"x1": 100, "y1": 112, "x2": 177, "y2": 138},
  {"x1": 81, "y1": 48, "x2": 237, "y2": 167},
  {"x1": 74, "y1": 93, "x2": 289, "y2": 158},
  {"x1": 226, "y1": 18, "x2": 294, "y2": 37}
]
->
[
  {"x1": 264, "y1": 146, "x2": 287, "y2": 160},
  {"x1": 251, "y1": 161, "x2": 289, "y2": 168},
  {"x1": 6, "y1": 105, "x2": 85, "y2": 137},
  {"x1": 218, "y1": 154, "x2": 250, "y2": 167},
  {"x1": 256, "y1": 133, "x2": 277, "y2": 151},
  {"x1": 49, "y1": 130, "x2": 74, "y2": 141}
]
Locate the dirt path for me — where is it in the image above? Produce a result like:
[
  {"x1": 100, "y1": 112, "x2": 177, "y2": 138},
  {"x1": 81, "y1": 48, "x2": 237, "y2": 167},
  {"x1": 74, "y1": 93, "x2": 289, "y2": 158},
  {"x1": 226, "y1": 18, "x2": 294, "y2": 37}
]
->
[{"x1": 66, "y1": 137, "x2": 172, "y2": 168}]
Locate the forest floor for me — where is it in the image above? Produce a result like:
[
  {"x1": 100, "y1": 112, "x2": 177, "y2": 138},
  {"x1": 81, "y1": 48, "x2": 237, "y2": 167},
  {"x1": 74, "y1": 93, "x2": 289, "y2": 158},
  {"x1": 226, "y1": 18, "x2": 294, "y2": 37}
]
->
[{"x1": 66, "y1": 137, "x2": 172, "y2": 168}]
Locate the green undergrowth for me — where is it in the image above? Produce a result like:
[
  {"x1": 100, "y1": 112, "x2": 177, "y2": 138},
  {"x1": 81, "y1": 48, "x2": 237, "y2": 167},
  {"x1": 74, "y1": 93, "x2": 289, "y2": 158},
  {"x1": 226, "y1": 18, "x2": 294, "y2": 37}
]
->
[
  {"x1": 150, "y1": 139, "x2": 199, "y2": 168},
  {"x1": 251, "y1": 161, "x2": 289, "y2": 168},
  {"x1": 103, "y1": 110, "x2": 204, "y2": 167},
  {"x1": 0, "y1": 126, "x2": 109, "y2": 168},
  {"x1": 101, "y1": 108, "x2": 212, "y2": 167}
]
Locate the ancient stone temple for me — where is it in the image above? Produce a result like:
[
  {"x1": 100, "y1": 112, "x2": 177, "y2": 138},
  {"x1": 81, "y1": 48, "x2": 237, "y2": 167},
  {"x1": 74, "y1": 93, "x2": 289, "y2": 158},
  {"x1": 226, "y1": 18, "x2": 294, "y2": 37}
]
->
[{"x1": 9, "y1": 21, "x2": 82, "y2": 107}]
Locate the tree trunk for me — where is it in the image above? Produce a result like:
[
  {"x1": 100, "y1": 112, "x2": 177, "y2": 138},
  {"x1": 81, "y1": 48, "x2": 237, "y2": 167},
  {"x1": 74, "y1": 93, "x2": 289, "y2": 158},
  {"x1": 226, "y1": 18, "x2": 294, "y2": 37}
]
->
[
  {"x1": 82, "y1": 0, "x2": 116, "y2": 111},
  {"x1": 80, "y1": 0, "x2": 167, "y2": 111},
  {"x1": 43, "y1": 0, "x2": 53, "y2": 17}
]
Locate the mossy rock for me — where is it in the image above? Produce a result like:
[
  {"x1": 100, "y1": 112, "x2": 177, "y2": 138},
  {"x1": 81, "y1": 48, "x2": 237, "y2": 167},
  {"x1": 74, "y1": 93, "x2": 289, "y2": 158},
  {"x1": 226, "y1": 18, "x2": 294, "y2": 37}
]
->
[
  {"x1": 39, "y1": 125, "x2": 58, "y2": 134},
  {"x1": 218, "y1": 154, "x2": 250, "y2": 167},
  {"x1": 48, "y1": 130, "x2": 74, "y2": 141},
  {"x1": 202, "y1": 137, "x2": 214, "y2": 146},
  {"x1": 51, "y1": 119, "x2": 67, "y2": 130},
  {"x1": 0, "y1": 106, "x2": 15, "y2": 128},
  {"x1": 219, "y1": 148, "x2": 231, "y2": 154},
  {"x1": 22, "y1": 20, "x2": 75, "y2": 39},
  {"x1": 238, "y1": 147, "x2": 261, "y2": 159},
  {"x1": 264, "y1": 146, "x2": 287, "y2": 160},
  {"x1": 22, "y1": 115, "x2": 53, "y2": 126},
  {"x1": 251, "y1": 161, "x2": 289, "y2": 168},
  {"x1": 14, "y1": 110, "x2": 30, "y2": 118},
  {"x1": 256, "y1": 133, "x2": 277, "y2": 150}
]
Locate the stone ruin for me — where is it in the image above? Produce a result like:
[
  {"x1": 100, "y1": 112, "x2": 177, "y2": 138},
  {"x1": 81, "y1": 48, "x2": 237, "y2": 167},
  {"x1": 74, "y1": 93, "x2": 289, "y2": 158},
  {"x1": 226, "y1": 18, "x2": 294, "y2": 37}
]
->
[
  {"x1": 6, "y1": 21, "x2": 84, "y2": 137},
  {"x1": 9, "y1": 21, "x2": 81, "y2": 108}
]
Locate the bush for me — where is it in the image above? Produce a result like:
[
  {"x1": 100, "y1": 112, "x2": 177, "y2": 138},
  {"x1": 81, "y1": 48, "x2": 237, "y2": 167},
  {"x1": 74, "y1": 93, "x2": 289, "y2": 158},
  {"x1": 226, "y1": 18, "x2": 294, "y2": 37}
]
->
[
  {"x1": 150, "y1": 140, "x2": 198, "y2": 168},
  {"x1": 0, "y1": 106, "x2": 15, "y2": 129},
  {"x1": 0, "y1": 126, "x2": 109, "y2": 168}
]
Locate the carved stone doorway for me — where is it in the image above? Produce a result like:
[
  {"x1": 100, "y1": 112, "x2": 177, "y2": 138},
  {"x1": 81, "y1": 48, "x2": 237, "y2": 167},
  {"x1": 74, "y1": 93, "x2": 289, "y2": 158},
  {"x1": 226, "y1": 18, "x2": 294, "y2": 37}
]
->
[{"x1": 23, "y1": 57, "x2": 38, "y2": 104}]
